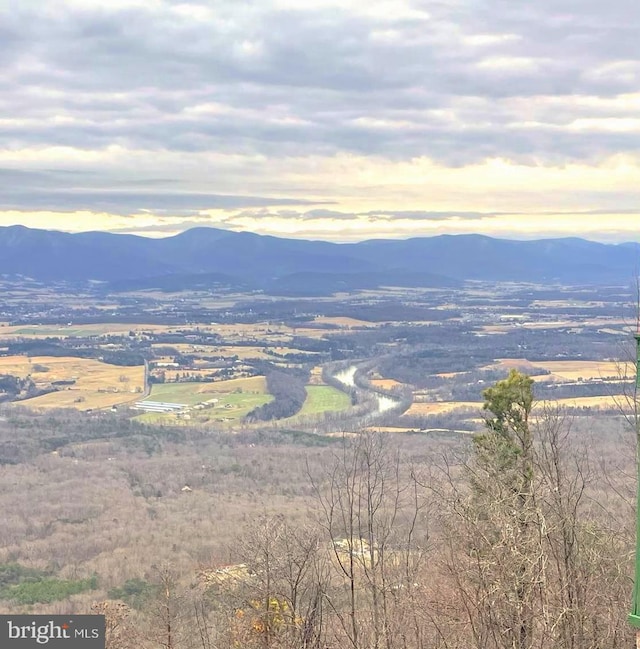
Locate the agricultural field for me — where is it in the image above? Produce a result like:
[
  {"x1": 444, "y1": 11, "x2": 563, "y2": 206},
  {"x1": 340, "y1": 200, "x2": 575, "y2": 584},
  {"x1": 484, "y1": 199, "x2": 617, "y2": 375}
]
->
[
  {"x1": 134, "y1": 376, "x2": 272, "y2": 426},
  {"x1": 0, "y1": 355, "x2": 144, "y2": 410},
  {"x1": 552, "y1": 395, "x2": 627, "y2": 410},
  {"x1": 481, "y1": 317, "x2": 630, "y2": 334},
  {"x1": 152, "y1": 343, "x2": 274, "y2": 360},
  {"x1": 309, "y1": 365, "x2": 326, "y2": 385},
  {"x1": 0, "y1": 323, "x2": 182, "y2": 339},
  {"x1": 405, "y1": 401, "x2": 483, "y2": 416},
  {"x1": 530, "y1": 360, "x2": 632, "y2": 381},
  {"x1": 486, "y1": 358, "x2": 632, "y2": 382},
  {"x1": 370, "y1": 378, "x2": 405, "y2": 390},
  {"x1": 296, "y1": 385, "x2": 351, "y2": 417},
  {"x1": 313, "y1": 316, "x2": 377, "y2": 328}
]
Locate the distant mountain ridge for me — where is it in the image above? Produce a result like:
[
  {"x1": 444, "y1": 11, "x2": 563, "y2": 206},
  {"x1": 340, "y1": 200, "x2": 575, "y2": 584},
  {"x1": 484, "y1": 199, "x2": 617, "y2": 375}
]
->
[{"x1": 0, "y1": 225, "x2": 637, "y2": 292}]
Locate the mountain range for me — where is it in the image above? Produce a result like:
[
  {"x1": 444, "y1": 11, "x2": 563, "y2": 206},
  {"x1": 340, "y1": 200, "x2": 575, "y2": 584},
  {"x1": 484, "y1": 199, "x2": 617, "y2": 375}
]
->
[{"x1": 0, "y1": 225, "x2": 638, "y2": 293}]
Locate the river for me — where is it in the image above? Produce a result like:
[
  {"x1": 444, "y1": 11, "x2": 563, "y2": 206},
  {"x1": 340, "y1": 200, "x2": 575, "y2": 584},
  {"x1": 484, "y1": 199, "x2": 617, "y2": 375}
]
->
[{"x1": 333, "y1": 365, "x2": 401, "y2": 418}]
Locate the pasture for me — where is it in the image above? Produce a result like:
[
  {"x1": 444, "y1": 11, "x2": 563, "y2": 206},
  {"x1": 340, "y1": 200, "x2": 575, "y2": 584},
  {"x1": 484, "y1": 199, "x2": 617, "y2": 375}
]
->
[
  {"x1": 297, "y1": 385, "x2": 351, "y2": 417},
  {"x1": 135, "y1": 376, "x2": 272, "y2": 425},
  {"x1": 0, "y1": 355, "x2": 145, "y2": 410}
]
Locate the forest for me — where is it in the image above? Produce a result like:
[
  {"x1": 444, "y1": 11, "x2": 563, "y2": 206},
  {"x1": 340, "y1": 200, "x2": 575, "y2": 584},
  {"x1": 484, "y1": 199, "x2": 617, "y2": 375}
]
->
[{"x1": 0, "y1": 369, "x2": 636, "y2": 649}]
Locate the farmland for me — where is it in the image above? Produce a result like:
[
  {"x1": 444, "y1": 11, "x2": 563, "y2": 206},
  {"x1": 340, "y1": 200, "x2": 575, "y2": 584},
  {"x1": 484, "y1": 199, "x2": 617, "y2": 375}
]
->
[
  {"x1": 295, "y1": 385, "x2": 352, "y2": 417},
  {"x1": 0, "y1": 355, "x2": 144, "y2": 410},
  {"x1": 0, "y1": 272, "x2": 637, "y2": 648},
  {"x1": 405, "y1": 401, "x2": 484, "y2": 416},
  {"x1": 134, "y1": 376, "x2": 272, "y2": 425},
  {"x1": 0, "y1": 277, "x2": 636, "y2": 434},
  {"x1": 486, "y1": 358, "x2": 632, "y2": 381}
]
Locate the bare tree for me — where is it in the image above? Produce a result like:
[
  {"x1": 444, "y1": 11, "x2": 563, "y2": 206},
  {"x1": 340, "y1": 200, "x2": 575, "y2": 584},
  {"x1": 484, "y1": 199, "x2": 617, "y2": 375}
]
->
[{"x1": 310, "y1": 433, "x2": 431, "y2": 649}]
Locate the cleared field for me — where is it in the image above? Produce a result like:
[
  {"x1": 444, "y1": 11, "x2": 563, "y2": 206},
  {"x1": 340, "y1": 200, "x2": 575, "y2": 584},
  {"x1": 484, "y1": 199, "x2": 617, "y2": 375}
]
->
[
  {"x1": 550, "y1": 395, "x2": 627, "y2": 410},
  {"x1": 314, "y1": 316, "x2": 375, "y2": 327},
  {"x1": 0, "y1": 323, "x2": 184, "y2": 339},
  {"x1": 309, "y1": 365, "x2": 326, "y2": 385},
  {"x1": 143, "y1": 376, "x2": 267, "y2": 405},
  {"x1": 0, "y1": 355, "x2": 144, "y2": 410},
  {"x1": 405, "y1": 401, "x2": 483, "y2": 416},
  {"x1": 406, "y1": 394, "x2": 627, "y2": 419},
  {"x1": 135, "y1": 376, "x2": 272, "y2": 426},
  {"x1": 531, "y1": 360, "x2": 632, "y2": 381},
  {"x1": 487, "y1": 358, "x2": 632, "y2": 382},
  {"x1": 297, "y1": 385, "x2": 351, "y2": 417},
  {"x1": 371, "y1": 378, "x2": 405, "y2": 390}
]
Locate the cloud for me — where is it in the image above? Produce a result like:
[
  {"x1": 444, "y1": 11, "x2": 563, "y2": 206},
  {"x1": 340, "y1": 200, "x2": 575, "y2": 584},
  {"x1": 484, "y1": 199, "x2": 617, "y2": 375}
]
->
[
  {"x1": 0, "y1": 167, "x2": 328, "y2": 214},
  {"x1": 0, "y1": 0, "x2": 638, "y2": 239}
]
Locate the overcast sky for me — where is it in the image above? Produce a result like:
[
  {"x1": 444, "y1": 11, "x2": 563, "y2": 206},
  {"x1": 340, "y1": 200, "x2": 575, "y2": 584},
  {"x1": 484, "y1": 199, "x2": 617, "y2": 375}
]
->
[{"x1": 1, "y1": 0, "x2": 639, "y2": 242}]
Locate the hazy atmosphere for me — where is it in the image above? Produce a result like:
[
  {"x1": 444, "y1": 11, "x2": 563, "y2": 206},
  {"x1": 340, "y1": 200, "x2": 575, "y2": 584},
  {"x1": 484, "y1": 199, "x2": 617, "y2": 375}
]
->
[{"x1": 1, "y1": 0, "x2": 639, "y2": 242}]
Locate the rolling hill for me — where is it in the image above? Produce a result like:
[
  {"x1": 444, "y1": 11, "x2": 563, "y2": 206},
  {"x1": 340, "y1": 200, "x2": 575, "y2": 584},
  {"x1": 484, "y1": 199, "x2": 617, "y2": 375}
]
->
[{"x1": 0, "y1": 225, "x2": 637, "y2": 292}]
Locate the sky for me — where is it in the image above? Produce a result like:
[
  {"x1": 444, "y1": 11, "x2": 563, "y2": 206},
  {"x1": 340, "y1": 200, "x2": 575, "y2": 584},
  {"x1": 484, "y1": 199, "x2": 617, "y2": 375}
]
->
[{"x1": 0, "y1": 0, "x2": 639, "y2": 243}]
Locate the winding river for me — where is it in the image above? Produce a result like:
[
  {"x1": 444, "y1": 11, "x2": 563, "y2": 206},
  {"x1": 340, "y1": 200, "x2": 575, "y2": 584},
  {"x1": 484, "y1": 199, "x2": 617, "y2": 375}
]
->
[{"x1": 333, "y1": 365, "x2": 402, "y2": 419}]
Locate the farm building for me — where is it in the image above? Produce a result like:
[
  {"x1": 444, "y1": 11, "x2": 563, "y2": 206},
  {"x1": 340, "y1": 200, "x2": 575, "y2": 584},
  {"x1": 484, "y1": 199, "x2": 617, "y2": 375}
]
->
[{"x1": 132, "y1": 401, "x2": 188, "y2": 413}]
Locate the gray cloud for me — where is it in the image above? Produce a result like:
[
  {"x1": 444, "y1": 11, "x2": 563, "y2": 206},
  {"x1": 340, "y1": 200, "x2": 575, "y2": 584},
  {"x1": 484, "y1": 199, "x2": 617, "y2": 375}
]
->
[
  {"x1": 0, "y1": 0, "x2": 638, "y2": 217},
  {"x1": 193, "y1": 206, "x2": 640, "y2": 224},
  {"x1": 0, "y1": 167, "x2": 327, "y2": 213}
]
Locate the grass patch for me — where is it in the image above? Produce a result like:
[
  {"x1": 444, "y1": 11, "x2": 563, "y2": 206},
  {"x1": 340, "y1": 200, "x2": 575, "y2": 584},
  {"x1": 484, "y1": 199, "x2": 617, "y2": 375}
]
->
[{"x1": 296, "y1": 385, "x2": 351, "y2": 417}]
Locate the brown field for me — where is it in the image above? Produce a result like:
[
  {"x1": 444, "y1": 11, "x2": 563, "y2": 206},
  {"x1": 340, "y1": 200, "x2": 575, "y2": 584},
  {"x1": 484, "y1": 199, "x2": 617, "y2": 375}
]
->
[
  {"x1": 0, "y1": 355, "x2": 145, "y2": 410},
  {"x1": 484, "y1": 358, "x2": 633, "y2": 382},
  {"x1": 371, "y1": 378, "x2": 405, "y2": 390},
  {"x1": 405, "y1": 401, "x2": 484, "y2": 416},
  {"x1": 309, "y1": 365, "x2": 326, "y2": 385},
  {"x1": 314, "y1": 316, "x2": 376, "y2": 327},
  {"x1": 549, "y1": 395, "x2": 628, "y2": 410},
  {"x1": 530, "y1": 360, "x2": 632, "y2": 381}
]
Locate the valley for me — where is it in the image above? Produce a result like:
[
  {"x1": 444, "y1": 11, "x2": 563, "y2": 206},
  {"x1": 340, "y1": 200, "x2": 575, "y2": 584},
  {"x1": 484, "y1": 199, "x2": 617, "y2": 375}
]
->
[{"x1": 0, "y1": 263, "x2": 637, "y2": 647}]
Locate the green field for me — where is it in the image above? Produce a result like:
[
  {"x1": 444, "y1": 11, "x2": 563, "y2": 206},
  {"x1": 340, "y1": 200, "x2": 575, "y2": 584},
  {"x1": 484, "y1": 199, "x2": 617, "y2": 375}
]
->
[
  {"x1": 141, "y1": 382, "x2": 218, "y2": 406},
  {"x1": 135, "y1": 377, "x2": 273, "y2": 425},
  {"x1": 296, "y1": 385, "x2": 351, "y2": 417}
]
